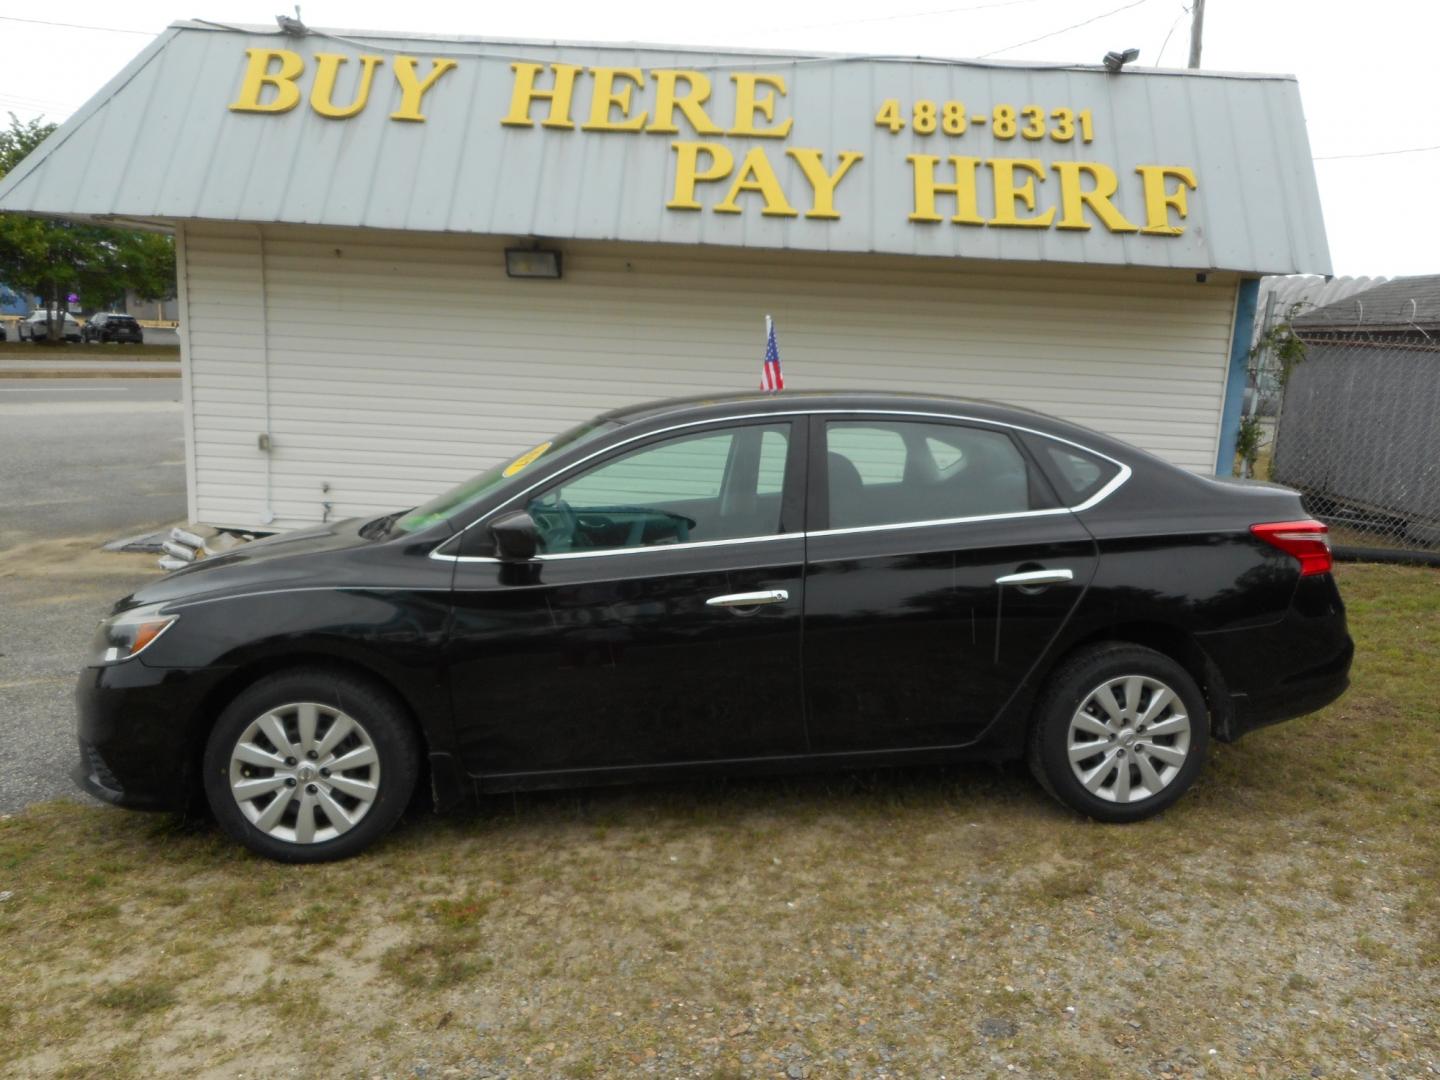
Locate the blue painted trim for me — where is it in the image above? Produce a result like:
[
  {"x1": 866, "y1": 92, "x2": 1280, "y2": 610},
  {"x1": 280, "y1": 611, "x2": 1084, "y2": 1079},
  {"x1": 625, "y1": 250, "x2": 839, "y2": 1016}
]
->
[{"x1": 1215, "y1": 277, "x2": 1260, "y2": 475}]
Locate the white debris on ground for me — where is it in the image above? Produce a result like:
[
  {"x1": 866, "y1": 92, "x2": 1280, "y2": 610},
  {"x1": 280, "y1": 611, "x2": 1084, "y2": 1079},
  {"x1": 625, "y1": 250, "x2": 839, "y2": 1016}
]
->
[{"x1": 156, "y1": 523, "x2": 252, "y2": 571}]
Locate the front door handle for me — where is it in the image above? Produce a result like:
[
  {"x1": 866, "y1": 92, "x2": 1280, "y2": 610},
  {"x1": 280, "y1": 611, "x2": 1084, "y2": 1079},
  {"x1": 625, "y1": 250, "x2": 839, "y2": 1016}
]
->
[
  {"x1": 706, "y1": 589, "x2": 790, "y2": 608},
  {"x1": 995, "y1": 569, "x2": 1074, "y2": 587}
]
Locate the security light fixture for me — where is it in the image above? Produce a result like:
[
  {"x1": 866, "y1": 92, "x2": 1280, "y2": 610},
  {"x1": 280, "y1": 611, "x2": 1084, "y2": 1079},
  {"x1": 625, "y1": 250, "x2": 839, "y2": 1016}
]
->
[
  {"x1": 1103, "y1": 48, "x2": 1141, "y2": 72},
  {"x1": 505, "y1": 248, "x2": 563, "y2": 280},
  {"x1": 276, "y1": 5, "x2": 307, "y2": 35}
]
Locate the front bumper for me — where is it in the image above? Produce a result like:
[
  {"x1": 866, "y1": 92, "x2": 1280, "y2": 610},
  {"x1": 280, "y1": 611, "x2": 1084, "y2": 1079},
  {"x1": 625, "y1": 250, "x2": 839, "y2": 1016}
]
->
[{"x1": 74, "y1": 660, "x2": 232, "y2": 811}]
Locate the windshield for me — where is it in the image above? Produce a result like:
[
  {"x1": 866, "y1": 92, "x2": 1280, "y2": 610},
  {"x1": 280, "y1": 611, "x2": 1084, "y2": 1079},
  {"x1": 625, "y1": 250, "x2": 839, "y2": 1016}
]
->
[{"x1": 390, "y1": 418, "x2": 619, "y2": 535}]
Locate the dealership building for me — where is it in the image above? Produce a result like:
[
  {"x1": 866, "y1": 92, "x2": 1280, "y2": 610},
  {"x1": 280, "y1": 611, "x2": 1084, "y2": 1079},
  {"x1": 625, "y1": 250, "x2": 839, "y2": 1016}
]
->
[{"x1": 0, "y1": 22, "x2": 1330, "y2": 532}]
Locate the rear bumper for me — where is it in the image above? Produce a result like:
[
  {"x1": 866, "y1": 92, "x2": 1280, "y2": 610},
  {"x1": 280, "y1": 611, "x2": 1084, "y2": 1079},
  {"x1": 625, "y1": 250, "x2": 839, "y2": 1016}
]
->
[
  {"x1": 1224, "y1": 637, "x2": 1352, "y2": 740},
  {"x1": 1199, "y1": 574, "x2": 1354, "y2": 742}
]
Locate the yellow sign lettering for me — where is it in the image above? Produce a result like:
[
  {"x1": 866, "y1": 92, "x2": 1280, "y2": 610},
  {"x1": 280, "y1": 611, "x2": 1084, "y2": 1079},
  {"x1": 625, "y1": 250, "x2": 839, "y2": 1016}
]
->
[
  {"x1": 1053, "y1": 161, "x2": 1138, "y2": 233},
  {"x1": 988, "y1": 159, "x2": 1054, "y2": 228},
  {"x1": 715, "y1": 147, "x2": 798, "y2": 217},
  {"x1": 667, "y1": 141, "x2": 735, "y2": 210},
  {"x1": 582, "y1": 68, "x2": 649, "y2": 132},
  {"x1": 390, "y1": 56, "x2": 458, "y2": 122},
  {"x1": 786, "y1": 149, "x2": 863, "y2": 220},
  {"x1": 647, "y1": 71, "x2": 722, "y2": 136},
  {"x1": 224, "y1": 49, "x2": 1207, "y2": 241},
  {"x1": 501, "y1": 62, "x2": 582, "y2": 129},
  {"x1": 309, "y1": 53, "x2": 383, "y2": 120},
  {"x1": 228, "y1": 48, "x2": 305, "y2": 114},
  {"x1": 1136, "y1": 165, "x2": 1198, "y2": 235},
  {"x1": 729, "y1": 73, "x2": 793, "y2": 138},
  {"x1": 907, "y1": 155, "x2": 984, "y2": 224}
]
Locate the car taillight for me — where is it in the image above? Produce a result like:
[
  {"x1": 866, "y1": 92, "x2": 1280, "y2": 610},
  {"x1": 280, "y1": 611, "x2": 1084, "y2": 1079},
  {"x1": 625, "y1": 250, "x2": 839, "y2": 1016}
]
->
[{"x1": 1251, "y1": 519, "x2": 1332, "y2": 576}]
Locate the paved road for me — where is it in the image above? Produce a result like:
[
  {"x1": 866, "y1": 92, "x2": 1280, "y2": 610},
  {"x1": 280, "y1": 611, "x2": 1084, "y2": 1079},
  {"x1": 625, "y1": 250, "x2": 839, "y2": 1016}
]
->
[
  {"x1": 0, "y1": 380, "x2": 185, "y2": 544},
  {"x1": 0, "y1": 378, "x2": 181, "y2": 404},
  {"x1": 0, "y1": 380, "x2": 185, "y2": 812}
]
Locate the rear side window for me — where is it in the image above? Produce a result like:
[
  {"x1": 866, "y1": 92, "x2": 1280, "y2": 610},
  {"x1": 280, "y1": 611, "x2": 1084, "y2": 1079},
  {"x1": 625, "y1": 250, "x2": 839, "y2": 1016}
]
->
[
  {"x1": 825, "y1": 420, "x2": 1035, "y2": 529},
  {"x1": 1040, "y1": 443, "x2": 1121, "y2": 506}
]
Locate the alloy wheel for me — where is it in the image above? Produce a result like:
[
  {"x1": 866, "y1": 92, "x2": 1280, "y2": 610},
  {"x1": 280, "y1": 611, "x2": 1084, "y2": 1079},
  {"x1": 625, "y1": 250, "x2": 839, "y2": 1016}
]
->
[
  {"x1": 227, "y1": 702, "x2": 381, "y2": 844},
  {"x1": 1065, "y1": 674, "x2": 1192, "y2": 804}
]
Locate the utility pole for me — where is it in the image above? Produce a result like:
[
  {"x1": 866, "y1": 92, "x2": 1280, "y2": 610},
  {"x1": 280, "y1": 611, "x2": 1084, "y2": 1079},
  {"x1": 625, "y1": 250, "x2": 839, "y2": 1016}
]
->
[{"x1": 1187, "y1": 0, "x2": 1206, "y2": 69}]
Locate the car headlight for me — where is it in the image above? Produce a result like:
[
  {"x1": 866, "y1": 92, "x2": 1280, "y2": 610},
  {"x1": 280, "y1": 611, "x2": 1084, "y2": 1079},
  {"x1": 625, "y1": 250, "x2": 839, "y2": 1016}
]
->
[{"x1": 92, "y1": 605, "x2": 179, "y2": 665}]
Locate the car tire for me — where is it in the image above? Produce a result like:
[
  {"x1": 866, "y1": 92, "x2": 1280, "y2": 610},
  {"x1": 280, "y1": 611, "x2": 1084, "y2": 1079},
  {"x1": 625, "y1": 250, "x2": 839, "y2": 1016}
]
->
[
  {"x1": 202, "y1": 667, "x2": 421, "y2": 863},
  {"x1": 1027, "y1": 643, "x2": 1208, "y2": 823}
]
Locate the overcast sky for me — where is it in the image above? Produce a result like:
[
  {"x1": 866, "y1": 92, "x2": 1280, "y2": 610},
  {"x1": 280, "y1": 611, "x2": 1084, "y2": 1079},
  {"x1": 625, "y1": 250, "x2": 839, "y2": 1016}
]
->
[{"x1": 2, "y1": 0, "x2": 1435, "y2": 278}]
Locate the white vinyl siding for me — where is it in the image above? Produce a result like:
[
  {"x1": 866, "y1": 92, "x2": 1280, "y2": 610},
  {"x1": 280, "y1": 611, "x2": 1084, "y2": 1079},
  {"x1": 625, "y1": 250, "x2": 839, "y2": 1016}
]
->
[{"x1": 179, "y1": 223, "x2": 1238, "y2": 532}]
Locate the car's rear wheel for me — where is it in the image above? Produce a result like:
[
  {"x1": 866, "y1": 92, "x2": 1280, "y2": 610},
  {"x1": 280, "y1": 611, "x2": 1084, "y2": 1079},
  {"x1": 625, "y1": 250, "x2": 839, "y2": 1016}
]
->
[
  {"x1": 202, "y1": 668, "x2": 420, "y2": 862},
  {"x1": 1028, "y1": 643, "x2": 1208, "y2": 822}
]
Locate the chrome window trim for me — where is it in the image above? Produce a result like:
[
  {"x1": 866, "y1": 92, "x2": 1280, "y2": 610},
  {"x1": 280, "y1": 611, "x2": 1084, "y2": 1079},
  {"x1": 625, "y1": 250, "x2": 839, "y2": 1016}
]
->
[
  {"x1": 431, "y1": 531, "x2": 800, "y2": 564},
  {"x1": 539, "y1": 531, "x2": 799, "y2": 561},
  {"x1": 431, "y1": 408, "x2": 1132, "y2": 563}
]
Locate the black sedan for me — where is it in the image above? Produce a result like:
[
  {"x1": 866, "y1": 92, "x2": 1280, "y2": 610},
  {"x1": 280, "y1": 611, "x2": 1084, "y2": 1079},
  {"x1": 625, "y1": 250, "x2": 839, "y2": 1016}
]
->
[
  {"x1": 76, "y1": 392, "x2": 1352, "y2": 862},
  {"x1": 81, "y1": 312, "x2": 144, "y2": 344}
]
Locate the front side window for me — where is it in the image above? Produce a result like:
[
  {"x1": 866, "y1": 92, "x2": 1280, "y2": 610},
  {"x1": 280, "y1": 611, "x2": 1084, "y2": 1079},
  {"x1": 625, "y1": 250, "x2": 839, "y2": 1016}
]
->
[
  {"x1": 528, "y1": 423, "x2": 791, "y2": 554},
  {"x1": 825, "y1": 419, "x2": 1034, "y2": 529},
  {"x1": 391, "y1": 418, "x2": 618, "y2": 535}
]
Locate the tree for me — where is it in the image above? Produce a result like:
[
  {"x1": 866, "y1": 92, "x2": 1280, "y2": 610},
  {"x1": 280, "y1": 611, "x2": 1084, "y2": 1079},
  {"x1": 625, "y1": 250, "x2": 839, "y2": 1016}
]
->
[{"x1": 0, "y1": 112, "x2": 176, "y2": 344}]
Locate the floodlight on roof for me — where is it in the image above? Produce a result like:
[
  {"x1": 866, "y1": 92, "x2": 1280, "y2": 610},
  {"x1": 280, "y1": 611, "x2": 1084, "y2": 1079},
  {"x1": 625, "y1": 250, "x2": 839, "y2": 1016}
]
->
[{"x1": 1103, "y1": 48, "x2": 1141, "y2": 72}]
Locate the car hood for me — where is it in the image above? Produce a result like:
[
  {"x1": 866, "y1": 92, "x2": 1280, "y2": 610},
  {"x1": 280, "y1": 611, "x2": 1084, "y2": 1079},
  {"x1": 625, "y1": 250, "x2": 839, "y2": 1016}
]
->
[{"x1": 120, "y1": 519, "x2": 380, "y2": 611}]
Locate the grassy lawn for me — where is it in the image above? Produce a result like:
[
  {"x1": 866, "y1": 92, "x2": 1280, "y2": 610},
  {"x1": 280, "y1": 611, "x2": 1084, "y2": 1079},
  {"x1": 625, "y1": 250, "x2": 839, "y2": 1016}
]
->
[
  {"x1": 0, "y1": 342, "x2": 179, "y2": 358},
  {"x1": 2, "y1": 564, "x2": 1436, "y2": 1078}
]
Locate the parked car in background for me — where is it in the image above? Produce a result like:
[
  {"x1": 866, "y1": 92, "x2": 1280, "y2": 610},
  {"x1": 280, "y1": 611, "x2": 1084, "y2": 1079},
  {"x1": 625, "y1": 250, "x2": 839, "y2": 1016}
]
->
[
  {"x1": 76, "y1": 391, "x2": 1353, "y2": 862},
  {"x1": 82, "y1": 312, "x2": 144, "y2": 344},
  {"x1": 0, "y1": 321, "x2": 7, "y2": 341},
  {"x1": 17, "y1": 308, "x2": 82, "y2": 342}
]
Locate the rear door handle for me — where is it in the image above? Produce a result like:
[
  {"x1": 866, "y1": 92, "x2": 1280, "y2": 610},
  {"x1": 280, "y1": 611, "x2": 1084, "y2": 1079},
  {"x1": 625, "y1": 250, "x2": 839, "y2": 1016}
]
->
[
  {"x1": 995, "y1": 569, "x2": 1074, "y2": 586},
  {"x1": 706, "y1": 589, "x2": 790, "y2": 608}
]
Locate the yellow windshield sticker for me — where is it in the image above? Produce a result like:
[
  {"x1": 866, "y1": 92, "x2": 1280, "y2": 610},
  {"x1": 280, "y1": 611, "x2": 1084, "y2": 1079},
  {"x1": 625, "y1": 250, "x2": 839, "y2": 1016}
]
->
[{"x1": 502, "y1": 441, "x2": 553, "y2": 477}]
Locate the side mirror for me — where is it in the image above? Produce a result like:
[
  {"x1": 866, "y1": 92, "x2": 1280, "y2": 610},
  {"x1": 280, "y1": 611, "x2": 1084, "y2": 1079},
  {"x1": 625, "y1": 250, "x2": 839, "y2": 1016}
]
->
[{"x1": 490, "y1": 511, "x2": 541, "y2": 561}]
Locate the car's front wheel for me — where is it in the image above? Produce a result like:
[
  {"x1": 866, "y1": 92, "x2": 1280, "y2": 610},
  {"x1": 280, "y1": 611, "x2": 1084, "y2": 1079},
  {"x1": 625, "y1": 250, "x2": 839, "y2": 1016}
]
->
[
  {"x1": 1028, "y1": 643, "x2": 1208, "y2": 823},
  {"x1": 202, "y1": 668, "x2": 421, "y2": 862}
]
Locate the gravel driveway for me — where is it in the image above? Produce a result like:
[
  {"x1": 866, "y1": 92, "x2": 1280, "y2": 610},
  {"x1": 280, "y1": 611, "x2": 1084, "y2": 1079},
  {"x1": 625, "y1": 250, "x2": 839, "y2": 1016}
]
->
[{"x1": 0, "y1": 387, "x2": 181, "y2": 812}]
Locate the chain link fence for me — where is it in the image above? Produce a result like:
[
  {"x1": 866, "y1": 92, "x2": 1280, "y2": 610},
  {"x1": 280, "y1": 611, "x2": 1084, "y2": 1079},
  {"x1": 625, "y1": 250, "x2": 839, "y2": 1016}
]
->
[{"x1": 1240, "y1": 325, "x2": 1440, "y2": 562}]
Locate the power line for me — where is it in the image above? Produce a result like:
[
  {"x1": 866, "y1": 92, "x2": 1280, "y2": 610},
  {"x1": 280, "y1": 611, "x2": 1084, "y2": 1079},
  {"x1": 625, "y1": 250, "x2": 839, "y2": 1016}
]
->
[
  {"x1": 1314, "y1": 144, "x2": 1440, "y2": 161},
  {"x1": 0, "y1": 15, "x2": 155, "y2": 36},
  {"x1": 1153, "y1": 4, "x2": 1188, "y2": 67},
  {"x1": 978, "y1": 0, "x2": 1149, "y2": 58}
]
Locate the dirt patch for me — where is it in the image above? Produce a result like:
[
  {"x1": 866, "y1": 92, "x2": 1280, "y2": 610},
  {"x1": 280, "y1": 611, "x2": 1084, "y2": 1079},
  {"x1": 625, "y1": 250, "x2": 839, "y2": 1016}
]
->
[{"x1": 0, "y1": 535, "x2": 164, "y2": 580}]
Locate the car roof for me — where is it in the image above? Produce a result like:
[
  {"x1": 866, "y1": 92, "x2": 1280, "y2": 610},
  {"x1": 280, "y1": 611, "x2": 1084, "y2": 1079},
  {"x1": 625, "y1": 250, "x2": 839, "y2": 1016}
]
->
[
  {"x1": 591, "y1": 389, "x2": 1158, "y2": 466},
  {"x1": 598, "y1": 390, "x2": 1059, "y2": 431}
]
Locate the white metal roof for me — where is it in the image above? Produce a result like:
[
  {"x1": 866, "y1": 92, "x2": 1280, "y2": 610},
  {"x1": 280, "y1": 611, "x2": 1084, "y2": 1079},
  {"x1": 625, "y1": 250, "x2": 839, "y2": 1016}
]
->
[{"x1": 0, "y1": 22, "x2": 1332, "y2": 275}]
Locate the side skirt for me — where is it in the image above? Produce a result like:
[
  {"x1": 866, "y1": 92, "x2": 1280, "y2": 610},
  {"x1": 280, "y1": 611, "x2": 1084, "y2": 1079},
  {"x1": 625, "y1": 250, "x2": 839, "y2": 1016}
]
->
[{"x1": 467, "y1": 740, "x2": 1019, "y2": 797}]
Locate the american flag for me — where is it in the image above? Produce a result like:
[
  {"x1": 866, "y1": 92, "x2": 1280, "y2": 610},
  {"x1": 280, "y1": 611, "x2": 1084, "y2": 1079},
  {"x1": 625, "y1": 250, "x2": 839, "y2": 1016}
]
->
[{"x1": 760, "y1": 315, "x2": 784, "y2": 393}]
